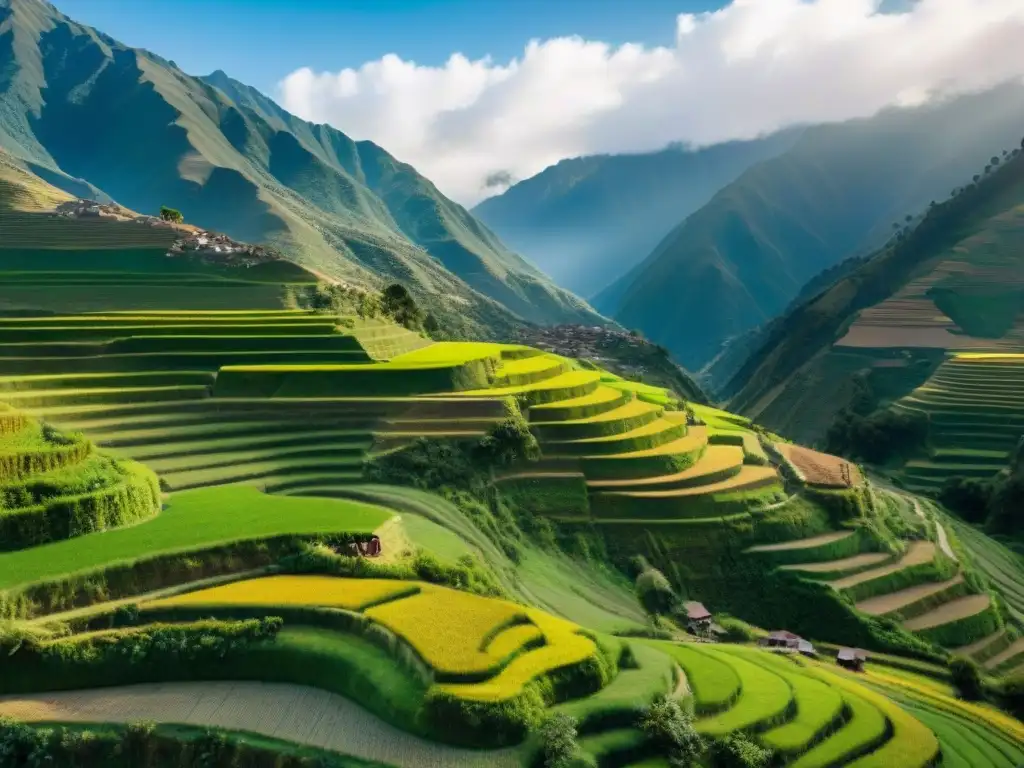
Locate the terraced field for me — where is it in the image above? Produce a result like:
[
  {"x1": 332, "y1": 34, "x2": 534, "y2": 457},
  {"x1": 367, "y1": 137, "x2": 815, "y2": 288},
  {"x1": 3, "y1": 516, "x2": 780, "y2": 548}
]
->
[
  {"x1": 746, "y1": 488, "x2": 1004, "y2": 653},
  {"x1": 891, "y1": 354, "x2": 1024, "y2": 490},
  {"x1": 665, "y1": 642, "x2": 940, "y2": 767},
  {"x1": 0, "y1": 265, "x2": 1020, "y2": 765}
]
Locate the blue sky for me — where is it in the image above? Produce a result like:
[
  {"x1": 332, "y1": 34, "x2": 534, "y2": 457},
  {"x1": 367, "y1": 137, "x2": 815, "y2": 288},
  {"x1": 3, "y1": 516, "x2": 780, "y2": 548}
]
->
[{"x1": 59, "y1": 0, "x2": 726, "y2": 94}]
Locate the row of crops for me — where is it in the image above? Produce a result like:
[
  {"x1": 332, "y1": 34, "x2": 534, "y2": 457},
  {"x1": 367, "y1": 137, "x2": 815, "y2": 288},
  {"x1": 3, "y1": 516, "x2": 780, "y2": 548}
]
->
[
  {"x1": 892, "y1": 354, "x2": 1024, "y2": 491},
  {"x1": 745, "y1": 494, "x2": 1007, "y2": 665}
]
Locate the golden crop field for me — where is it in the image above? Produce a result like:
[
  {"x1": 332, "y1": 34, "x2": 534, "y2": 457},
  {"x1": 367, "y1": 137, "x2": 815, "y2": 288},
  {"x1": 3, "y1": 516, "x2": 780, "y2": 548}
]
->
[
  {"x1": 366, "y1": 586, "x2": 528, "y2": 675},
  {"x1": 148, "y1": 575, "x2": 421, "y2": 611},
  {"x1": 437, "y1": 609, "x2": 597, "y2": 702}
]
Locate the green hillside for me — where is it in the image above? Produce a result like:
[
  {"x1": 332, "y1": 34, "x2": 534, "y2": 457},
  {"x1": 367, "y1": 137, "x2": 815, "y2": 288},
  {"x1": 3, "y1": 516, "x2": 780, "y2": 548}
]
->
[
  {"x1": 596, "y1": 84, "x2": 1024, "y2": 370},
  {"x1": 473, "y1": 132, "x2": 800, "y2": 298},
  {"x1": 0, "y1": 257, "x2": 1021, "y2": 766},
  {"x1": 0, "y1": 0, "x2": 601, "y2": 335},
  {"x1": 727, "y1": 128, "x2": 1024, "y2": 493}
]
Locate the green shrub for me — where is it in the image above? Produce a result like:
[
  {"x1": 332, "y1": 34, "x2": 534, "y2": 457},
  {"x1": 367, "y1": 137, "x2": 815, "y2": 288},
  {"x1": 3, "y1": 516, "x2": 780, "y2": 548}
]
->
[
  {"x1": 949, "y1": 656, "x2": 984, "y2": 701},
  {"x1": 939, "y1": 476, "x2": 993, "y2": 525},
  {"x1": 636, "y1": 567, "x2": 676, "y2": 617},
  {"x1": 279, "y1": 542, "x2": 505, "y2": 598},
  {"x1": 709, "y1": 732, "x2": 773, "y2": 768},
  {"x1": 0, "y1": 719, "x2": 371, "y2": 767},
  {"x1": 713, "y1": 615, "x2": 757, "y2": 643},
  {"x1": 639, "y1": 695, "x2": 704, "y2": 767},
  {"x1": 0, "y1": 461, "x2": 160, "y2": 551},
  {"x1": 0, "y1": 618, "x2": 282, "y2": 694},
  {"x1": 422, "y1": 683, "x2": 546, "y2": 747},
  {"x1": 540, "y1": 713, "x2": 583, "y2": 768}
]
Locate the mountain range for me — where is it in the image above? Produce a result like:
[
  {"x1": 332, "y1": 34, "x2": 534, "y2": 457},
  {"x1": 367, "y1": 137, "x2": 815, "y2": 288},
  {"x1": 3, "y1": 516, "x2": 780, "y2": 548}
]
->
[
  {"x1": 480, "y1": 82, "x2": 1024, "y2": 371},
  {"x1": 0, "y1": 0, "x2": 601, "y2": 336},
  {"x1": 473, "y1": 131, "x2": 801, "y2": 298}
]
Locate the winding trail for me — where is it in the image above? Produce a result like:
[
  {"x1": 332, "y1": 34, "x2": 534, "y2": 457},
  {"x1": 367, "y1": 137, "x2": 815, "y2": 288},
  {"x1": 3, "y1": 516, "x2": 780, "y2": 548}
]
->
[{"x1": 0, "y1": 682, "x2": 520, "y2": 768}]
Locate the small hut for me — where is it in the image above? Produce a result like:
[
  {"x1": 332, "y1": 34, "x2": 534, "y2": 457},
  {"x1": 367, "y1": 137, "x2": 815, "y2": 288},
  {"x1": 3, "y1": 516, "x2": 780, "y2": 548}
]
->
[
  {"x1": 683, "y1": 601, "x2": 713, "y2": 634},
  {"x1": 759, "y1": 630, "x2": 815, "y2": 656},
  {"x1": 836, "y1": 648, "x2": 868, "y2": 672}
]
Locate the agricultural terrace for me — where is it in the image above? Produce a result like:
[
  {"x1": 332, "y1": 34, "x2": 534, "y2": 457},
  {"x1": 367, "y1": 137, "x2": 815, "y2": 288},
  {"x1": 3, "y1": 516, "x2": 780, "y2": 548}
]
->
[
  {"x1": 745, "y1": 488, "x2": 1002, "y2": 653},
  {"x1": 662, "y1": 642, "x2": 944, "y2": 767},
  {"x1": 0, "y1": 486, "x2": 390, "y2": 613},
  {"x1": 775, "y1": 443, "x2": 862, "y2": 488},
  {"x1": 0, "y1": 404, "x2": 160, "y2": 551},
  {"x1": 892, "y1": 354, "x2": 1024, "y2": 491}
]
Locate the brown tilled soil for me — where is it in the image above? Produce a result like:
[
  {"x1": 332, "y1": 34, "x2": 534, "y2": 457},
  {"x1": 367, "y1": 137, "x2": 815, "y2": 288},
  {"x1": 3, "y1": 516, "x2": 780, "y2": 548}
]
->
[
  {"x1": 855, "y1": 574, "x2": 964, "y2": 616},
  {"x1": 903, "y1": 594, "x2": 992, "y2": 631},
  {"x1": 829, "y1": 541, "x2": 935, "y2": 590}
]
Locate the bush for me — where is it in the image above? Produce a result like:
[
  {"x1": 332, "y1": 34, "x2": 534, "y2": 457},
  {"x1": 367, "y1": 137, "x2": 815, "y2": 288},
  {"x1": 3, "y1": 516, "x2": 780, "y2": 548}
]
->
[
  {"x1": 939, "y1": 477, "x2": 992, "y2": 524},
  {"x1": 381, "y1": 282, "x2": 426, "y2": 332},
  {"x1": 949, "y1": 656, "x2": 984, "y2": 701},
  {"x1": 639, "y1": 696, "x2": 704, "y2": 767},
  {"x1": 0, "y1": 618, "x2": 282, "y2": 694},
  {"x1": 540, "y1": 713, "x2": 583, "y2": 768},
  {"x1": 825, "y1": 408, "x2": 928, "y2": 464},
  {"x1": 636, "y1": 567, "x2": 676, "y2": 617},
  {"x1": 159, "y1": 206, "x2": 183, "y2": 223},
  {"x1": 709, "y1": 733, "x2": 773, "y2": 768},
  {"x1": 713, "y1": 615, "x2": 757, "y2": 643}
]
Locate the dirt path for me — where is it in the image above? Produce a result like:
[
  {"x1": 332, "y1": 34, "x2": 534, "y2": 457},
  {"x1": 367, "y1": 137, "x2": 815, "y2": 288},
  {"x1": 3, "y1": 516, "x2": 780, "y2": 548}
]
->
[
  {"x1": 934, "y1": 521, "x2": 957, "y2": 562},
  {"x1": 746, "y1": 531, "x2": 854, "y2": 553},
  {"x1": 671, "y1": 663, "x2": 691, "y2": 699},
  {"x1": 0, "y1": 682, "x2": 520, "y2": 768}
]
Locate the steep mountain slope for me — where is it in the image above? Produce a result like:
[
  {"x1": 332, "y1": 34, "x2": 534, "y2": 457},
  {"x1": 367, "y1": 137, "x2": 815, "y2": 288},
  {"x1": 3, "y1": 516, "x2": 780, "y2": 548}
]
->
[
  {"x1": 472, "y1": 132, "x2": 800, "y2": 298},
  {"x1": 727, "y1": 138, "x2": 1024, "y2": 451},
  {"x1": 596, "y1": 84, "x2": 1024, "y2": 370},
  {"x1": 0, "y1": 0, "x2": 600, "y2": 333}
]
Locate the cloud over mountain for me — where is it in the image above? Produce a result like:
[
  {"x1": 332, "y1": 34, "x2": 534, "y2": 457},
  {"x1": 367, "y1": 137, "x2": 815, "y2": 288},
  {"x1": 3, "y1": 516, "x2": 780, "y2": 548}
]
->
[{"x1": 280, "y1": 0, "x2": 1024, "y2": 204}]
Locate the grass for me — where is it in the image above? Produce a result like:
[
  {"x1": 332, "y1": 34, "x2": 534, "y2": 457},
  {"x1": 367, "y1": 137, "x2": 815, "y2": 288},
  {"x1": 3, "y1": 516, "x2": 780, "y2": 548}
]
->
[
  {"x1": 809, "y1": 664, "x2": 939, "y2": 768},
  {"x1": 553, "y1": 641, "x2": 674, "y2": 726},
  {"x1": 732, "y1": 650, "x2": 843, "y2": 754},
  {"x1": 0, "y1": 485, "x2": 391, "y2": 590},
  {"x1": 689, "y1": 646, "x2": 792, "y2": 735},
  {"x1": 789, "y1": 684, "x2": 887, "y2": 768},
  {"x1": 643, "y1": 642, "x2": 740, "y2": 713}
]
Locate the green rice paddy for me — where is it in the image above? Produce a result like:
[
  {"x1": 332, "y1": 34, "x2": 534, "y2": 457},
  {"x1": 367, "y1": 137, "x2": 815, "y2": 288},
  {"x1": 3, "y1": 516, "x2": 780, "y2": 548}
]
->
[{"x1": 0, "y1": 485, "x2": 390, "y2": 590}]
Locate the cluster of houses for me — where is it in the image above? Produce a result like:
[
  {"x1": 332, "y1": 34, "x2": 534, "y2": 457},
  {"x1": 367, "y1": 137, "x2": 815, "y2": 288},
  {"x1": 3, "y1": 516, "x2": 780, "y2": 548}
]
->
[
  {"x1": 511, "y1": 324, "x2": 650, "y2": 378},
  {"x1": 684, "y1": 601, "x2": 870, "y2": 672},
  {"x1": 53, "y1": 199, "x2": 137, "y2": 221},
  {"x1": 167, "y1": 231, "x2": 279, "y2": 266}
]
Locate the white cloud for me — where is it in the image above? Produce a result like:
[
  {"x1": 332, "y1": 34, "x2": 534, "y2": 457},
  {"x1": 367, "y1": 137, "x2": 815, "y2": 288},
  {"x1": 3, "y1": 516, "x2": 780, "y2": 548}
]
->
[{"x1": 279, "y1": 0, "x2": 1024, "y2": 205}]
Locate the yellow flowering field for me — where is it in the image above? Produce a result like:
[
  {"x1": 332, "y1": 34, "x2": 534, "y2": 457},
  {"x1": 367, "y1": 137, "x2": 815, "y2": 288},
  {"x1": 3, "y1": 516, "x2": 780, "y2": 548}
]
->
[
  {"x1": 486, "y1": 623, "x2": 544, "y2": 658},
  {"x1": 148, "y1": 575, "x2": 420, "y2": 612},
  {"x1": 365, "y1": 585, "x2": 527, "y2": 676},
  {"x1": 437, "y1": 609, "x2": 597, "y2": 702}
]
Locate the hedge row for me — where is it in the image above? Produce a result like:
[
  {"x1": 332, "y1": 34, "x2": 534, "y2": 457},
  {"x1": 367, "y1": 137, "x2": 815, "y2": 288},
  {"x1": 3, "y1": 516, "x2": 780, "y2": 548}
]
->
[
  {"x1": 840, "y1": 550, "x2": 959, "y2": 603},
  {"x1": 493, "y1": 473, "x2": 591, "y2": 519},
  {"x1": 0, "y1": 461, "x2": 160, "y2": 551},
  {"x1": 914, "y1": 600, "x2": 1003, "y2": 648},
  {"x1": 214, "y1": 356, "x2": 495, "y2": 397},
  {"x1": 0, "y1": 536, "x2": 316, "y2": 620},
  {"x1": 0, "y1": 618, "x2": 283, "y2": 694},
  {"x1": 0, "y1": 720, "x2": 376, "y2": 768},
  {"x1": 0, "y1": 436, "x2": 92, "y2": 482}
]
